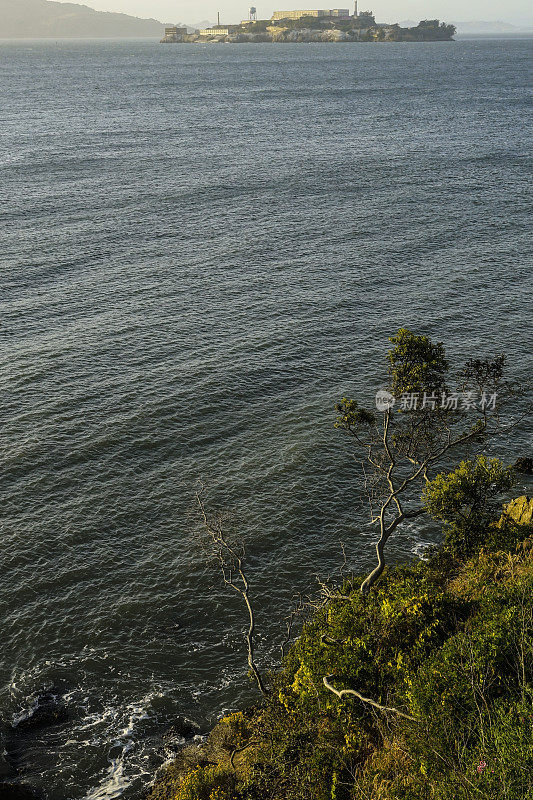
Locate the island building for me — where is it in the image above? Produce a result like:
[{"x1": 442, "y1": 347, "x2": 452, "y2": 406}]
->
[
  {"x1": 164, "y1": 26, "x2": 188, "y2": 37},
  {"x1": 200, "y1": 11, "x2": 234, "y2": 36},
  {"x1": 271, "y1": 9, "x2": 350, "y2": 20},
  {"x1": 241, "y1": 6, "x2": 260, "y2": 24},
  {"x1": 199, "y1": 26, "x2": 231, "y2": 35}
]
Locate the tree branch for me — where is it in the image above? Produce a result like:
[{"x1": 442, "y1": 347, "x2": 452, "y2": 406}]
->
[
  {"x1": 360, "y1": 505, "x2": 427, "y2": 594},
  {"x1": 196, "y1": 487, "x2": 270, "y2": 698},
  {"x1": 322, "y1": 675, "x2": 416, "y2": 721}
]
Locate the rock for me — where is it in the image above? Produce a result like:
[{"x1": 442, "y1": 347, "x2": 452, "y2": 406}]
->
[
  {"x1": 514, "y1": 457, "x2": 533, "y2": 475},
  {"x1": 502, "y1": 496, "x2": 533, "y2": 527},
  {"x1": 13, "y1": 693, "x2": 68, "y2": 733},
  {"x1": 163, "y1": 716, "x2": 200, "y2": 742},
  {"x1": 147, "y1": 750, "x2": 166, "y2": 769},
  {"x1": 0, "y1": 784, "x2": 43, "y2": 800},
  {"x1": 146, "y1": 712, "x2": 253, "y2": 799}
]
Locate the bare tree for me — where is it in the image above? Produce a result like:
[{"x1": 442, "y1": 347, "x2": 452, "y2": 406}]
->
[{"x1": 196, "y1": 487, "x2": 269, "y2": 697}]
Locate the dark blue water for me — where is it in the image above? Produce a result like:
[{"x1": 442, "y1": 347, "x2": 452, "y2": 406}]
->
[{"x1": 0, "y1": 37, "x2": 532, "y2": 799}]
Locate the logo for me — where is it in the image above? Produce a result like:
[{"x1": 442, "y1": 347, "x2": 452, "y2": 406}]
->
[{"x1": 375, "y1": 390, "x2": 396, "y2": 411}]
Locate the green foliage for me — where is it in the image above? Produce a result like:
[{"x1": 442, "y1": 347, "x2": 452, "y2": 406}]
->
[
  {"x1": 387, "y1": 328, "x2": 448, "y2": 399},
  {"x1": 424, "y1": 456, "x2": 516, "y2": 557},
  {"x1": 459, "y1": 354, "x2": 506, "y2": 391},
  {"x1": 272, "y1": 15, "x2": 328, "y2": 29},
  {"x1": 334, "y1": 330, "x2": 515, "y2": 594},
  {"x1": 245, "y1": 20, "x2": 269, "y2": 32},
  {"x1": 173, "y1": 767, "x2": 237, "y2": 800},
  {"x1": 393, "y1": 21, "x2": 457, "y2": 40},
  {"x1": 152, "y1": 330, "x2": 522, "y2": 800},
  {"x1": 148, "y1": 764, "x2": 238, "y2": 800},
  {"x1": 334, "y1": 397, "x2": 375, "y2": 431},
  {"x1": 151, "y1": 499, "x2": 533, "y2": 800}
]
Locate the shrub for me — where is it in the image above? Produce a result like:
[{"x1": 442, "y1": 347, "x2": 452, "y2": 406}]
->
[
  {"x1": 149, "y1": 498, "x2": 533, "y2": 800},
  {"x1": 423, "y1": 456, "x2": 515, "y2": 557}
]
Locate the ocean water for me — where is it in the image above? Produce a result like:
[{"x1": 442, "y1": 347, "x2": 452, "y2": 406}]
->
[{"x1": 0, "y1": 37, "x2": 532, "y2": 799}]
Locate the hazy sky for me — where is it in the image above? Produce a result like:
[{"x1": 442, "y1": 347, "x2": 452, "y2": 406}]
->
[{"x1": 65, "y1": 0, "x2": 533, "y2": 26}]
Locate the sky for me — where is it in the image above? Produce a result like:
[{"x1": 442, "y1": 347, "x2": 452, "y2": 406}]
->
[
  {"x1": 63, "y1": 0, "x2": 533, "y2": 25},
  {"x1": 62, "y1": 0, "x2": 533, "y2": 26}
]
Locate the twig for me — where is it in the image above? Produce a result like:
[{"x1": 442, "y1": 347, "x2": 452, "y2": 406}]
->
[
  {"x1": 230, "y1": 740, "x2": 258, "y2": 770},
  {"x1": 322, "y1": 675, "x2": 416, "y2": 721},
  {"x1": 280, "y1": 595, "x2": 304, "y2": 659}
]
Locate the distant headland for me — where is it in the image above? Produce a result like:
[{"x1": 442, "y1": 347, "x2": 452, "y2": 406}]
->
[
  {"x1": 161, "y1": 8, "x2": 456, "y2": 44},
  {"x1": 1, "y1": 0, "x2": 167, "y2": 38}
]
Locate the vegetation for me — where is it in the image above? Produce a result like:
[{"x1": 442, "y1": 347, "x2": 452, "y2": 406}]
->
[
  {"x1": 195, "y1": 15, "x2": 455, "y2": 43},
  {"x1": 269, "y1": 12, "x2": 376, "y2": 30},
  {"x1": 148, "y1": 331, "x2": 529, "y2": 800},
  {"x1": 271, "y1": 15, "x2": 329, "y2": 30},
  {"x1": 265, "y1": 17, "x2": 455, "y2": 41},
  {"x1": 335, "y1": 329, "x2": 512, "y2": 593},
  {"x1": 424, "y1": 456, "x2": 516, "y2": 557},
  {"x1": 149, "y1": 494, "x2": 533, "y2": 800},
  {"x1": 244, "y1": 20, "x2": 270, "y2": 33},
  {"x1": 390, "y1": 21, "x2": 457, "y2": 41}
]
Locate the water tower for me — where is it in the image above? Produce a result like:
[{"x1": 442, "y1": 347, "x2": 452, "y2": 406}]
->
[{"x1": 249, "y1": 6, "x2": 258, "y2": 21}]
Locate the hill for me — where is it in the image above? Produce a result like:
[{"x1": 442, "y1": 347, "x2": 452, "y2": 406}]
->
[
  {"x1": 147, "y1": 496, "x2": 533, "y2": 800},
  {"x1": 0, "y1": 0, "x2": 167, "y2": 38}
]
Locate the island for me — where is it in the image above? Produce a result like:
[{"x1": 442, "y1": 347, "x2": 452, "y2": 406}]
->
[{"x1": 161, "y1": 9, "x2": 456, "y2": 44}]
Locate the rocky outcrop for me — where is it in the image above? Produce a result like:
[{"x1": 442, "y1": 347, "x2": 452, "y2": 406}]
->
[
  {"x1": 502, "y1": 495, "x2": 533, "y2": 526},
  {"x1": 514, "y1": 457, "x2": 533, "y2": 475},
  {"x1": 12, "y1": 692, "x2": 69, "y2": 733},
  {"x1": 266, "y1": 27, "x2": 349, "y2": 42},
  {"x1": 161, "y1": 21, "x2": 455, "y2": 44},
  {"x1": 0, "y1": 689, "x2": 71, "y2": 799},
  {"x1": 146, "y1": 711, "x2": 252, "y2": 800}
]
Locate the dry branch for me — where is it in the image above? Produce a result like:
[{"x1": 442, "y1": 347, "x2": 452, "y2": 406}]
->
[
  {"x1": 196, "y1": 487, "x2": 269, "y2": 698},
  {"x1": 322, "y1": 675, "x2": 416, "y2": 721}
]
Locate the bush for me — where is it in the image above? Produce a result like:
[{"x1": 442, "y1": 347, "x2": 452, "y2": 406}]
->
[
  {"x1": 149, "y1": 498, "x2": 533, "y2": 800},
  {"x1": 173, "y1": 767, "x2": 238, "y2": 800},
  {"x1": 423, "y1": 456, "x2": 515, "y2": 557}
]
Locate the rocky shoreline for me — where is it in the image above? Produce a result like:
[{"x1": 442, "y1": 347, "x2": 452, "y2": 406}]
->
[
  {"x1": 4, "y1": 468, "x2": 531, "y2": 798},
  {"x1": 161, "y1": 20, "x2": 456, "y2": 44}
]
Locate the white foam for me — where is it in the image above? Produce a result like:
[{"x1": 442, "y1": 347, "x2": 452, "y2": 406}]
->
[{"x1": 83, "y1": 692, "x2": 161, "y2": 800}]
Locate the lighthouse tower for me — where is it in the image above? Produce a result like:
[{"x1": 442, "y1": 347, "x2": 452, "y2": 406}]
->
[{"x1": 354, "y1": 1, "x2": 358, "y2": 16}]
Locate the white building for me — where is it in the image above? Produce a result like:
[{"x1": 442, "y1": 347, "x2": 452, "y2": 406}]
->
[
  {"x1": 199, "y1": 27, "x2": 230, "y2": 35},
  {"x1": 271, "y1": 9, "x2": 350, "y2": 21}
]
